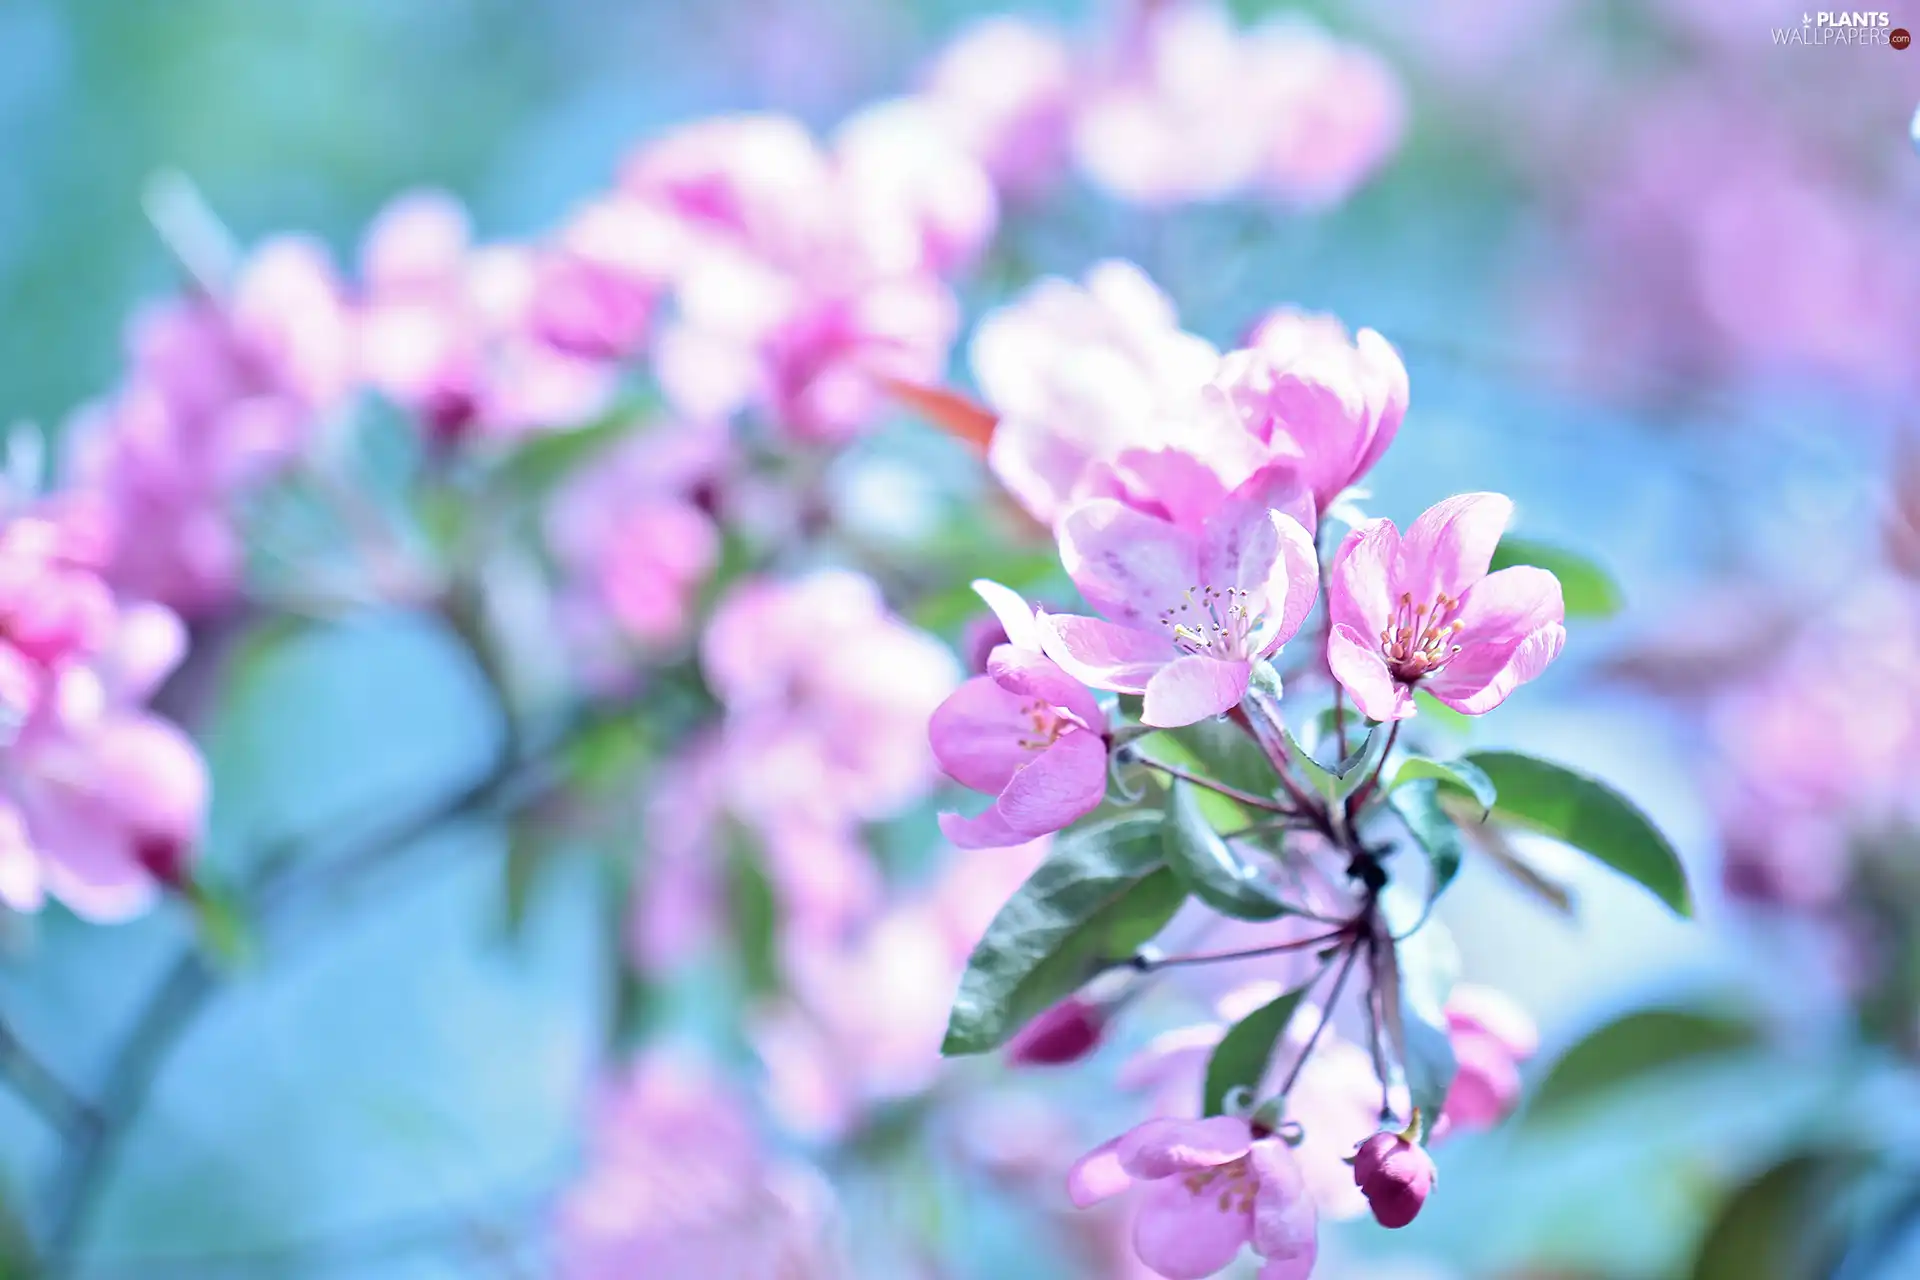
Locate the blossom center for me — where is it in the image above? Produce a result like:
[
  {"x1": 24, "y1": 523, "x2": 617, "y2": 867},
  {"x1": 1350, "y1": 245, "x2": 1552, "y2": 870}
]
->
[
  {"x1": 1014, "y1": 699, "x2": 1071, "y2": 752},
  {"x1": 1180, "y1": 1155, "x2": 1258, "y2": 1215},
  {"x1": 1158, "y1": 586, "x2": 1265, "y2": 661},
  {"x1": 1380, "y1": 590, "x2": 1464, "y2": 683}
]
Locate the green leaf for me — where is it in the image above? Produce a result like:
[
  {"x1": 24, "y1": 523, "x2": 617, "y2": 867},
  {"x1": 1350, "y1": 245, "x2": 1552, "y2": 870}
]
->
[
  {"x1": 1464, "y1": 751, "x2": 1691, "y2": 916},
  {"x1": 1689, "y1": 1150, "x2": 1862, "y2": 1280},
  {"x1": 1490, "y1": 537, "x2": 1623, "y2": 620},
  {"x1": 189, "y1": 881, "x2": 256, "y2": 971},
  {"x1": 1374, "y1": 903, "x2": 1458, "y2": 1142},
  {"x1": 1203, "y1": 984, "x2": 1310, "y2": 1116},
  {"x1": 944, "y1": 815, "x2": 1185, "y2": 1055},
  {"x1": 1391, "y1": 757, "x2": 1496, "y2": 817},
  {"x1": 499, "y1": 816, "x2": 549, "y2": 943},
  {"x1": 0, "y1": 1180, "x2": 32, "y2": 1280},
  {"x1": 491, "y1": 404, "x2": 642, "y2": 494},
  {"x1": 1387, "y1": 781, "x2": 1467, "y2": 912},
  {"x1": 1526, "y1": 1007, "x2": 1762, "y2": 1124},
  {"x1": 1285, "y1": 724, "x2": 1389, "y2": 806},
  {"x1": 1162, "y1": 781, "x2": 1292, "y2": 921},
  {"x1": 724, "y1": 824, "x2": 781, "y2": 999}
]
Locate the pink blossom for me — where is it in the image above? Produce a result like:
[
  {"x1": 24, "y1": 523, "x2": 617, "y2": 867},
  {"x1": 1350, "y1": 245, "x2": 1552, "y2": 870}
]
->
[
  {"x1": 354, "y1": 190, "x2": 615, "y2": 444},
  {"x1": 1039, "y1": 496, "x2": 1319, "y2": 728},
  {"x1": 553, "y1": 1050, "x2": 842, "y2": 1279},
  {"x1": 1326, "y1": 493, "x2": 1565, "y2": 722},
  {"x1": 1247, "y1": 24, "x2": 1405, "y2": 209},
  {"x1": 833, "y1": 98, "x2": 999, "y2": 277},
  {"x1": 972, "y1": 261, "x2": 1220, "y2": 525},
  {"x1": 1412, "y1": 987, "x2": 1539, "y2": 1142},
  {"x1": 931, "y1": 581, "x2": 1110, "y2": 849},
  {"x1": 1212, "y1": 310, "x2": 1408, "y2": 515},
  {"x1": 918, "y1": 17, "x2": 1077, "y2": 197},
  {"x1": 1068, "y1": 1115, "x2": 1318, "y2": 1280},
  {"x1": 0, "y1": 505, "x2": 208, "y2": 921},
  {"x1": 528, "y1": 194, "x2": 676, "y2": 361},
  {"x1": 545, "y1": 420, "x2": 729, "y2": 666},
  {"x1": 65, "y1": 237, "x2": 352, "y2": 613},
  {"x1": 1072, "y1": 3, "x2": 1270, "y2": 206},
  {"x1": 1351, "y1": 1131, "x2": 1435, "y2": 1229},
  {"x1": 620, "y1": 115, "x2": 839, "y2": 264}
]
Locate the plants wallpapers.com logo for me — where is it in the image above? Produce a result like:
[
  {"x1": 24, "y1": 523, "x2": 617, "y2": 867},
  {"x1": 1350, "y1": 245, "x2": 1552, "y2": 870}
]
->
[{"x1": 1773, "y1": 10, "x2": 1910, "y2": 43}]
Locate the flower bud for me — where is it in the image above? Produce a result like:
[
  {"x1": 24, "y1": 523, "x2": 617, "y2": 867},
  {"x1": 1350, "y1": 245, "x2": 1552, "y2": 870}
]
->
[
  {"x1": 1006, "y1": 996, "x2": 1106, "y2": 1067},
  {"x1": 1352, "y1": 1131, "x2": 1435, "y2": 1229}
]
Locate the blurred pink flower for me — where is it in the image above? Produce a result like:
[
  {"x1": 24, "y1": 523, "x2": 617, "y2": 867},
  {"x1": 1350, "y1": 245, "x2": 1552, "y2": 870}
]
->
[
  {"x1": 973, "y1": 261, "x2": 1220, "y2": 525},
  {"x1": 919, "y1": 16, "x2": 1077, "y2": 197},
  {"x1": 1068, "y1": 1115, "x2": 1319, "y2": 1280},
  {"x1": 1248, "y1": 23, "x2": 1405, "y2": 209},
  {"x1": 0, "y1": 502, "x2": 207, "y2": 921},
  {"x1": 1438, "y1": 984, "x2": 1536, "y2": 1135},
  {"x1": 931, "y1": 581, "x2": 1110, "y2": 849},
  {"x1": 545, "y1": 419, "x2": 729, "y2": 667},
  {"x1": 1040, "y1": 496, "x2": 1319, "y2": 727},
  {"x1": 1213, "y1": 310, "x2": 1408, "y2": 516},
  {"x1": 354, "y1": 190, "x2": 616, "y2": 444},
  {"x1": 834, "y1": 98, "x2": 999, "y2": 277},
  {"x1": 65, "y1": 236, "x2": 352, "y2": 614},
  {"x1": 554, "y1": 1049, "x2": 842, "y2": 1279},
  {"x1": 1327, "y1": 493, "x2": 1565, "y2": 722}
]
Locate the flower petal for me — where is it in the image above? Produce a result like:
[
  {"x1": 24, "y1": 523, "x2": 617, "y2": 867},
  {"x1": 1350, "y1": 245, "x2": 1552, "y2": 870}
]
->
[
  {"x1": 1327, "y1": 624, "x2": 1412, "y2": 722},
  {"x1": 1249, "y1": 1141, "x2": 1318, "y2": 1272},
  {"x1": 1057, "y1": 498, "x2": 1200, "y2": 629},
  {"x1": 1037, "y1": 613, "x2": 1173, "y2": 695},
  {"x1": 1426, "y1": 622, "x2": 1565, "y2": 716},
  {"x1": 929, "y1": 676, "x2": 1045, "y2": 794},
  {"x1": 1400, "y1": 492, "x2": 1512, "y2": 605},
  {"x1": 1067, "y1": 1136, "x2": 1133, "y2": 1208},
  {"x1": 1117, "y1": 1115, "x2": 1254, "y2": 1178},
  {"x1": 972, "y1": 578, "x2": 1040, "y2": 653},
  {"x1": 1453, "y1": 564, "x2": 1566, "y2": 644},
  {"x1": 938, "y1": 804, "x2": 1034, "y2": 850},
  {"x1": 1132, "y1": 1175, "x2": 1255, "y2": 1279},
  {"x1": 1141, "y1": 654, "x2": 1252, "y2": 728},
  {"x1": 1327, "y1": 518, "x2": 1400, "y2": 642},
  {"x1": 996, "y1": 730, "x2": 1109, "y2": 835},
  {"x1": 986, "y1": 645, "x2": 1107, "y2": 732}
]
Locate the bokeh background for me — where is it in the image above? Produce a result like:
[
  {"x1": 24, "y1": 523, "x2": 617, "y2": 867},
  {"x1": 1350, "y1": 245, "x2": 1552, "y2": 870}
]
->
[{"x1": 2, "y1": 0, "x2": 1917, "y2": 1276}]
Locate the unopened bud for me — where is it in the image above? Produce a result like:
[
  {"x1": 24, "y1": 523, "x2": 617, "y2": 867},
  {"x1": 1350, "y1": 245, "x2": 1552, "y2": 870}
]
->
[
  {"x1": 1006, "y1": 996, "x2": 1106, "y2": 1067},
  {"x1": 1352, "y1": 1130, "x2": 1435, "y2": 1229},
  {"x1": 133, "y1": 833, "x2": 193, "y2": 892}
]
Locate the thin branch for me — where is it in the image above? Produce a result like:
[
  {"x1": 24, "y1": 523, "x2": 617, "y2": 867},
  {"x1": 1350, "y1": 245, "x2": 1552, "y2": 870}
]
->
[
  {"x1": 1131, "y1": 924, "x2": 1355, "y2": 973},
  {"x1": 39, "y1": 705, "x2": 607, "y2": 1268},
  {"x1": 1131, "y1": 754, "x2": 1296, "y2": 816},
  {"x1": 1343, "y1": 721, "x2": 1401, "y2": 820},
  {"x1": 1276, "y1": 939, "x2": 1364, "y2": 1098},
  {"x1": 0, "y1": 1018, "x2": 97, "y2": 1135}
]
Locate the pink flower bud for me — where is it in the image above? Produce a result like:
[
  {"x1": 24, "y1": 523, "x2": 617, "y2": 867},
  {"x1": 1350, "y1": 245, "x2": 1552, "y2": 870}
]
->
[
  {"x1": 1006, "y1": 997, "x2": 1106, "y2": 1067},
  {"x1": 1352, "y1": 1131, "x2": 1435, "y2": 1229}
]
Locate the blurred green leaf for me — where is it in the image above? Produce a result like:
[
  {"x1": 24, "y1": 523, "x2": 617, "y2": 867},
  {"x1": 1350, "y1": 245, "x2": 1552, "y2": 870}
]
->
[
  {"x1": 1375, "y1": 909, "x2": 1458, "y2": 1142},
  {"x1": 1690, "y1": 1150, "x2": 1862, "y2": 1280},
  {"x1": 1527, "y1": 1007, "x2": 1763, "y2": 1125},
  {"x1": 490, "y1": 403, "x2": 643, "y2": 495},
  {"x1": 1161, "y1": 716, "x2": 1279, "y2": 798},
  {"x1": 1203, "y1": 983, "x2": 1310, "y2": 1116},
  {"x1": 1490, "y1": 537, "x2": 1623, "y2": 620},
  {"x1": 1388, "y1": 780, "x2": 1467, "y2": 913},
  {"x1": 1162, "y1": 780, "x2": 1293, "y2": 921},
  {"x1": 498, "y1": 814, "x2": 550, "y2": 943},
  {"x1": 190, "y1": 880, "x2": 257, "y2": 971},
  {"x1": 0, "y1": 1178, "x2": 33, "y2": 1280},
  {"x1": 944, "y1": 815, "x2": 1184, "y2": 1055},
  {"x1": 724, "y1": 825, "x2": 782, "y2": 999},
  {"x1": 564, "y1": 712, "x2": 650, "y2": 794},
  {"x1": 1391, "y1": 756, "x2": 1496, "y2": 817},
  {"x1": 1465, "y1": 751, "x2": 1690, "y2": 916}
]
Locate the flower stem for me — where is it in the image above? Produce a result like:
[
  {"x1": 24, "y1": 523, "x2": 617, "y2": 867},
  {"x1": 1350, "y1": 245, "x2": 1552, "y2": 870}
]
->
[
  {"x1": 0, "y1": 1019, "x2": 96, "y2": 1137},
  {"x1": 1131, "y1": 754, "x2": 1297, "y2": 815},
  {"x1": 1132, "y1": 924, "x2": 1356, "y2": 972},
  {"x1": 1277, "y1": 940, "x2": 1364, "y2": 1098}
]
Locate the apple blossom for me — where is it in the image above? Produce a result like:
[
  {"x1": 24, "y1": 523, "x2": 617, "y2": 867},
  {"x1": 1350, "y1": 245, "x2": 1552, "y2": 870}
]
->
[
  {"x1": 1351, "y1": 1131, "x2": 1435, "y2": 1229},
  {"x1": 1326, "y1": 493, "x2": 1566, "y2": 722}
]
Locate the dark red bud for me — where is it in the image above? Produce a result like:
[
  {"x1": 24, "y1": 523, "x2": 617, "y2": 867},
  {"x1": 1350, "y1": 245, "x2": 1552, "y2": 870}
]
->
[
  {"x1": 1353, "y1": 1131, "x2": 1435, "y2": 1229},
  {"x1": 1005, "y1": 997, "x2": 1106, "y2": 1067},
  {"x1": 133, "y1": 833, "x2": 192, "y2": 892}
]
